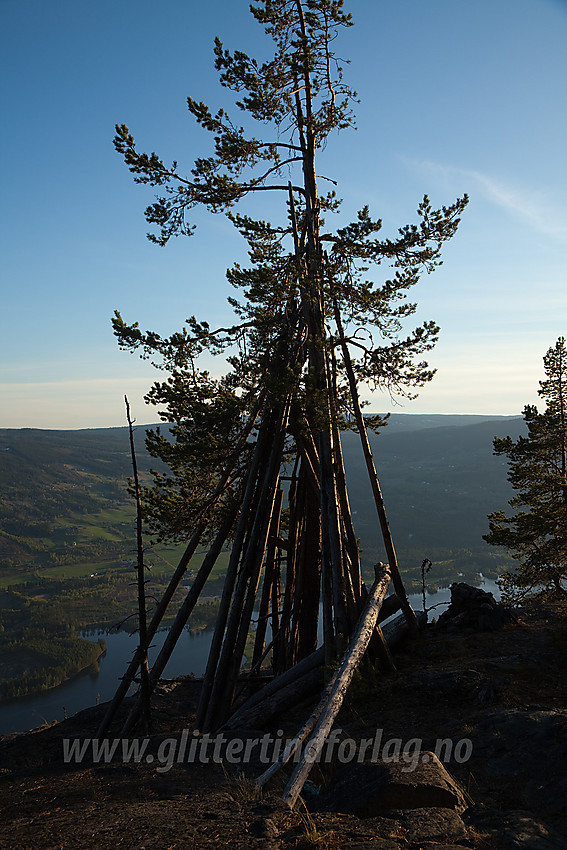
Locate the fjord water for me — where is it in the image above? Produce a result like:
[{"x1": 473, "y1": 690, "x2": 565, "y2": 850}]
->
[{"x1": 0, "y1": 580, "x2": 500, "y2": 735}]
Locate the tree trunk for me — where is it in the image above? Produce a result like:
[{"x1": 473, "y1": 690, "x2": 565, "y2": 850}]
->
[
  {"x1": 195, "y1": 409, "x2": 271, "y2": 730},
  {"x1": 97, "y1": 397, "x2": 263, "y2": 738}
]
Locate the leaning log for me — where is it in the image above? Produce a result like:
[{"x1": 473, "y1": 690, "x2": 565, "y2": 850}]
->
[
  {"x1": 333, "y1": 301, "x2": 418, "y2": 634},
  {"x1": 281, "y1": 564, "x2": 391, "y2": 808},
  {"x1": 225, "y1": 600, "x2": 422, "y2": 733},
  {"x1": 119, "y1": 503, "x2": 239, "y2": 736},
  {"x1": 223, "y1": 645, "x2": 326, "y2": 730},
  {"x1": 253, "y1": 613, "x2": 420, "y2": 793},
  {"x1": 255, "y1": 564, "x2": 390, "y2": 801}
]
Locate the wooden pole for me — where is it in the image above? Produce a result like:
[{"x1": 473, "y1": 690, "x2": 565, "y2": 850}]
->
[
  {"x1": 294, "y1": 479, "x2": 321, "y2": 662},
  {"x1": 120, "y1": 502, "x2": 238, "y2": 735},
  {"x1": 202, "y1": 396, "x2": 292, "y2": 731},
  {"x1": 195, "y1": 403, "x2": 272, "y2": 729},
  {"x1": 281, "y1": 564, "x2": 390, "y2": 808},
  {"x1": 97, "y1": 397, "x2": 263, "y2": 738},
  {"x1": 333, "y1": 300, "x2": 418, "y2": 633},
  {"x1": 256, "y1": 563, "x2": 390, "y2": 801},
  {"x1": 319, "y1": 423, "x2": 349, "y2": 640},
  {"x1": 124, "y1": 396, "x2": 151, "y2": 734},
  {"x1": 329, "y1": 343, "x2": 363, "y2": 606}
]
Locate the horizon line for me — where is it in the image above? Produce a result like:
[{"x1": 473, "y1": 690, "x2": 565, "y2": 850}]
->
[{"x1": 0, "y1": 412, "x2": 524, "y2": 432}]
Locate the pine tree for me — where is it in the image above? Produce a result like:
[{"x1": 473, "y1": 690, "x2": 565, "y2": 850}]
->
[
  {"x1": 485, "y1": 337, "x2": 567, "y2": 602},
  {"x1": 109, "y1": 0, "x2": 468, "y2": 732}
]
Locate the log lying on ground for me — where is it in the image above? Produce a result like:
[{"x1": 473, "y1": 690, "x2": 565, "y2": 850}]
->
[
  {"x1": 223, "y1": 645, "x2": 326, "y2": 730},
  {"x1": 233, "y1": 667, "x2": 325, "y2": 732}
]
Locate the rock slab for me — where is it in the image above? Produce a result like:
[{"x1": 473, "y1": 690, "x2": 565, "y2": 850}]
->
[{"x1": 318, "y1": 752, "x2": 470, "y2": 817}]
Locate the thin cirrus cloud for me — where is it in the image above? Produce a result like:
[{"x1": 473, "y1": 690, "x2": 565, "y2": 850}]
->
[{"x1": 403, "y1": 158, "x2": 567, "y2": 241}]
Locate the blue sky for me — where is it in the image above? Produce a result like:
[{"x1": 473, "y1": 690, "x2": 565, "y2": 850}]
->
[{"x1": 1, "y1": 0, "x2": 566, "y2": 429}]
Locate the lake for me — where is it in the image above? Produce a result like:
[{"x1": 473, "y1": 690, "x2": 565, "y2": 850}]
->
[{"x1": 0, "y1": 579, "x2": 500, "y2": 735}]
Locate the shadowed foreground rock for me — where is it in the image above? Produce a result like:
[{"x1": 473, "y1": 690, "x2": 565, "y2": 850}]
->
[
  {"x1": 318, "y1": 752, "x2": 470, "y2": 816},
  {"x1": 438, "y1": 582, "x2": 517, "y2": 632}
]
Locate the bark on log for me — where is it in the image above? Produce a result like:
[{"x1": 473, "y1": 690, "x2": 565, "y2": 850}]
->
[
  {"x1": 224, "y1": 645, "x2": 326, "y2": 730},
  {"x1": 281, "y1": 564, "x2": 391, "y2": 808},
  {"x1": 254, "y1": 676, "x2": 327, "y2": 790}
]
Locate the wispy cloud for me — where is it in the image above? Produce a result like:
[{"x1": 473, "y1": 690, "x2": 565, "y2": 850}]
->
[{"x1": 402, "y1": 158, "x2": 567, "y2": 240}]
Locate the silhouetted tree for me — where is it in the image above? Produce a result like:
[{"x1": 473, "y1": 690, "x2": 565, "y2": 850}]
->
[
  {"x1": 109, "y1": 0, "x2": 468, "y2": 732},
  {"x1": 485, "y1": 337, "x2": 567, "y2": 601}
]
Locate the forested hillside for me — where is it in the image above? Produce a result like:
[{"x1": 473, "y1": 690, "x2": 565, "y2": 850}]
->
[
  {"x1": 0, "y1": 426, "x2": 150, "y2": 580},
  {"x1": 0, "y1": 415, "x2": 522, "y2": 588},
  {"x1": 342, "y1": 415, "x2": 524, "y2": 584}
]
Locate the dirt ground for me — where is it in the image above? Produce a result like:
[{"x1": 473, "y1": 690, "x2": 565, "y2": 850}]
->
[{"x1": 0, "y1": 600, "x2": 566, "y2": 849}]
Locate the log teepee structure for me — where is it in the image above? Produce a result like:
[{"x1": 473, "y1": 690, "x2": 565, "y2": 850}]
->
[{"x1": 97, "y1": 2, "x2": 468, "y2": 793}]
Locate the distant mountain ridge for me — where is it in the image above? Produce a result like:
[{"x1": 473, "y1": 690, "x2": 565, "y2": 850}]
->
[{"x1": 359, "y1": 413, "x2": 520, "y2": 433}]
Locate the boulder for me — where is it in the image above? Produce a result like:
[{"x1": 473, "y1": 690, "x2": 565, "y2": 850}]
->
[
  {"x1": 437, "y1": 582, "x2": 517, "y2": 632},
  {"x1": 318, "y1": 752, "x2": 470, "y2": 817}
]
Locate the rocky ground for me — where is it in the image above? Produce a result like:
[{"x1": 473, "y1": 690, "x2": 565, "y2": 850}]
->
[{"x1": 0, "y1": 590, "x2": 566, "y2": 849}]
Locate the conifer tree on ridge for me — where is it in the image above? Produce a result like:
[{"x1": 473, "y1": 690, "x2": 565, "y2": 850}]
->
[{"x1": 110, "y1": 0, "x2": 468, "y2": 731}]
